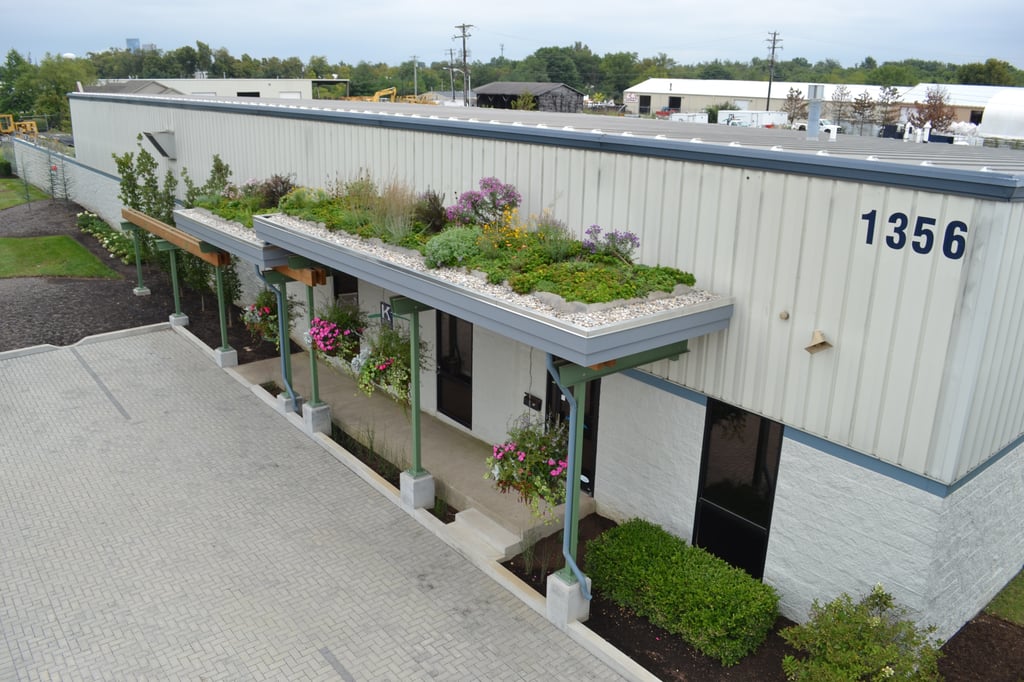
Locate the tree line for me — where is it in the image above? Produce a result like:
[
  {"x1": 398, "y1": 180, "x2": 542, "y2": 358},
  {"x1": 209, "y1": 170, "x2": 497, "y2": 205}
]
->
[{"x1": 2, "y1": 41, "x2": 1021, "y2": 131}]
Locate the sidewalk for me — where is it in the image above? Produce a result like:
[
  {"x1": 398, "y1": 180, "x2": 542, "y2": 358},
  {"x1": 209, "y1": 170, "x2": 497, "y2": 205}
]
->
[
  {"x1": 0, "y1": 326, "x2": 637, "y2": 680},
  {"x1": 232, "y1": 350, "x2": 596, "y2": 550}
]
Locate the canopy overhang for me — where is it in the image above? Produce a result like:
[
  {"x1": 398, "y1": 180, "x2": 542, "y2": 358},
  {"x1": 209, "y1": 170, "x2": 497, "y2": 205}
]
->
[{"x1": 250, "y1": 214, "x2": 733, "y2": 366}]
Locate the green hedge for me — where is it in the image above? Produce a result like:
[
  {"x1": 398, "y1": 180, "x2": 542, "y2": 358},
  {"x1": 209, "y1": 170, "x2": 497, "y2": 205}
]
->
[
  {"x1": 0, "y1": 158, "x2": 12, "y2": 177},
  {"x1": 585, "y1": 518, "x2": 779, "y2": 666}
]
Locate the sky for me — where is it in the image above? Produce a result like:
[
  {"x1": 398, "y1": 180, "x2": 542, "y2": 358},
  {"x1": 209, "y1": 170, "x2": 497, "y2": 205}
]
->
[{"x1": 7, "y1": 0, "x2": 1024, "y2": 71}]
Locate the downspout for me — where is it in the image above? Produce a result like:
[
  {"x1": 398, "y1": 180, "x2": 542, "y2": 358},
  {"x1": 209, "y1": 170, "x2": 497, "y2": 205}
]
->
[
  {"x1": 545, "y1": 353, "x2": 592, "y2": 600},
  {"x1": 254, "y1": 265, "x2": 299, "y2": 413}
]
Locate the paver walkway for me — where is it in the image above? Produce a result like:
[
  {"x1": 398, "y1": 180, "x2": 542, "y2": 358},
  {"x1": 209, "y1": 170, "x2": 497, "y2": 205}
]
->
[{"x1": 0, "y1": 327, "x2": 623, "y2": 681}]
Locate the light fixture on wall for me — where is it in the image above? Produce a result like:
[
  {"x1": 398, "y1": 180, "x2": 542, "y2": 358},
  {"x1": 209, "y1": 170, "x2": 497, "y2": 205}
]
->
[{"x1": 805, "y1": 330, "x2": 833, "y2": 354}]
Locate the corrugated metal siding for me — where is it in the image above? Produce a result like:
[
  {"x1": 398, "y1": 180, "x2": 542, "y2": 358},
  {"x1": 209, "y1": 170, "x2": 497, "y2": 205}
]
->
[
  {"x1": 940, "y1": 201, "x2": 1024, "y2": 479},
  {"x1": 70, "y1": 97, "x2": 1021, "y2": 483}
]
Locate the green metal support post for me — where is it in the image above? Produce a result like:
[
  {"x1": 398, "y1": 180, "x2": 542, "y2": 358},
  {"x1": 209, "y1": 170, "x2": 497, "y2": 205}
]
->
[
  {"x1": 277, "y1": 280, "x2": 293, "y2": 387},
  {"x1": 214, "y1": 264, "x2": 231, "y2": 351},
  {"x1": 408, "y1": 308, "x2": 424, "y2": 475},
  {"x1": 305, "y1": 284, "x2": 322, "y2": 407},
  {"x1": 154, "y1": 240, "x2": 183, "y2": 317},
  {"x1": 390, "y1": 296, "x2": 432, "y2": 477},
  {"x1": 557, "y1": 379, "x2": 586, "y2": 584},
  {"x1": 122, "y1": 222, "x2": 150, "y2": 296}
]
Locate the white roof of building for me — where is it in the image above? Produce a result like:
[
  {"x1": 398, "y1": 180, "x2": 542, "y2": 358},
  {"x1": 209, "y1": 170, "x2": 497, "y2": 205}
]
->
[
  {"x1": 625, "y1": 78, "x2": 906, "y2": 101},
  {"x1": 900, "y1": 83, "x2": 1020, "y2": 108},
  {"x1": 977, "y1": 89, "x2": 1024, "y2": 140}
]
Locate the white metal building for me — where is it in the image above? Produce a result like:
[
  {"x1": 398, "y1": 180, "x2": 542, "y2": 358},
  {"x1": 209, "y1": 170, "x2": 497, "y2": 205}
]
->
[
  {"x1": 623, "y1": 78, "x2": 903, "y2": 117},
  {"x1": 17, "y1": 92, "x2": 1024, "y2": 640}
]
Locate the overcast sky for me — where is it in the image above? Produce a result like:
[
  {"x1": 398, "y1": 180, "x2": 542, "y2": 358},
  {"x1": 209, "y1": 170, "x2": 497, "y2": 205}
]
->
[{"x1": 8, "y1": 0, "x2": 1023, "y2": 70}]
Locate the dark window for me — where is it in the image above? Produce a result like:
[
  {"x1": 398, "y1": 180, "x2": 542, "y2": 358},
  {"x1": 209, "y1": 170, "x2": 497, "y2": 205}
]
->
[
  {"x1": 693, "y1": 399, "x2": 782, "y2": 578},
  {"x1": 332, "y1": 271, "x2": 358, "y2": 298},
  {"x1": 436, "y1": 312, "x2": 472, "y2": 428},
  {"x1": 639, "y1": 95, "x2": 651, "y2": 116}
]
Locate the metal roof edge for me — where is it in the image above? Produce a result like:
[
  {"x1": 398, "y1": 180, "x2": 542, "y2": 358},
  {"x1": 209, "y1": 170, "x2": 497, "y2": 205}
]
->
[{"x1": 69, "y1": 92, "x2": 1024, "y2": 202}]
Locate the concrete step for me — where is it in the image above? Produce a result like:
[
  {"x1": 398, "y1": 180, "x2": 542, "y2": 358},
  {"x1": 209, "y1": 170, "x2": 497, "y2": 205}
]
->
[{"x1": 444, "y1": 508, "x2": 523, "y2": 560}]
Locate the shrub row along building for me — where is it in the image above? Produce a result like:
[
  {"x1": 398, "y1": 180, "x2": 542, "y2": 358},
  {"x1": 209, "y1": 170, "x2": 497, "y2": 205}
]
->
[{"x1": 11, "y1": 90, "x2": 1023, "y2": 641}]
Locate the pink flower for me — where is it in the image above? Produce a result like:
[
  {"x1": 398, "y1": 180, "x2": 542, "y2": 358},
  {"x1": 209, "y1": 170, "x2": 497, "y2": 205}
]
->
[
  {"x1": 517, "y1": 452, "x2": 526, "y2": 462},
  {"x1": 547, "y1": 458, "x2": 556, "y2": 466}
]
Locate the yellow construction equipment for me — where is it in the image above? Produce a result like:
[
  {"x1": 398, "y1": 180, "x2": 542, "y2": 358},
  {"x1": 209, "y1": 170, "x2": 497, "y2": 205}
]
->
[
  {"x1": 0, "y1": 114, "x2": 38, "y2": 137},
  {"x1": 370, "y1": 87, "x2": 397, "y2": 102},
  {"x1": 342, "y1": 87, "x2": 399, "y2": 103},
  {"x1": 400, "y1": 94, "x2": 439, "y2": 105}
]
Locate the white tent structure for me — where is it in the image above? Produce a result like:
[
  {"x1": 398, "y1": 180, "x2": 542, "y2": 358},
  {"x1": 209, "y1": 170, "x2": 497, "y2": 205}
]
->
[{"x1": 978, "y1": 89, "x2": 1024, "y2": 141}]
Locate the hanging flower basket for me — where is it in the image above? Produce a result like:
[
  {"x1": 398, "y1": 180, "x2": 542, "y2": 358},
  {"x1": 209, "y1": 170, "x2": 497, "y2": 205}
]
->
[
  {"x1": 486, "y1": 414, "x2": 569, "y2": 518},
  {"x1": 307, "y1": 300, "x2": 366, "y2": 362}
]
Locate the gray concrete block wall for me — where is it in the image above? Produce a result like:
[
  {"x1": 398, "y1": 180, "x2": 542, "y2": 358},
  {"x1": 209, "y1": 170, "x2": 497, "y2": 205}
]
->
[
  {"x1": 10, "y1": 140, "x2": 123, "y2": 226},
  {"x1": 593, "y1": 373, "x2": 704, "y2": 540},
  {"x1": 765, "y1": 439, "x2": 942, "y2": 630},
  {"x1": 927, "y1": 442, "x2": 1024, "y2": 637},
  {"x1": 765, "y1": 437, "x2": 1024, "y2": 641}
]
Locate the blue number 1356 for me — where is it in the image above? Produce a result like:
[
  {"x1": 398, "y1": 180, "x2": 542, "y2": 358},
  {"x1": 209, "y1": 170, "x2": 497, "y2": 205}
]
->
[{"x1": 862, "y1": 210, "x2": 967, "y2": 260}]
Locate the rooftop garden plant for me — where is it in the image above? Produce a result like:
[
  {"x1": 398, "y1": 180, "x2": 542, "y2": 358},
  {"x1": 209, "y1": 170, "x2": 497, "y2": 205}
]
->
[{"x1": 186, "y1": 168, "x2": 697, "y2": 306}]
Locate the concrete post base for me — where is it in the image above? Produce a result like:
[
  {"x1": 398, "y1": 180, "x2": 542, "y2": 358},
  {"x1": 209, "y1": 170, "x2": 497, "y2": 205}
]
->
[
  {"x1": 169, "y1": 313, "x2": 189, "y2": 327},
  {"x1": 213, "y1": 347, "x2": 238, "y2": 368},
  {"x1": 400, "y1": 470, "x2": 435, "y2": 511},
  {"x1": 277, "y1": 393, "x2": 304, "y2": 415},
  {"x1": 302, "y1": 403, "x2": 331, "y2": 435},
  {"x1": 132, "y1": 286, "x2": 151, "y2": 297},
  {"x1": 546, "y1": 572, "x2": 592, "y2": 630}
]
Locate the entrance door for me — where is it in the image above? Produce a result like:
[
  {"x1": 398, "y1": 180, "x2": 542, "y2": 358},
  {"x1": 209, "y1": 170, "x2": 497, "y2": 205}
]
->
[
  {"x1": 546, "y1": 375, "x2": 601, "y2": 495},
  {"x1": 436, "y1": 312, "x2": 472, "y2": 428},
  {"x1": 693, "y1": 399, "x2": 782, "y2": 579}
]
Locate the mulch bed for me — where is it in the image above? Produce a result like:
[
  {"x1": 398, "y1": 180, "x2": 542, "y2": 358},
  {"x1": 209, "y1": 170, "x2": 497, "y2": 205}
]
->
[
  {"x1": 4, "y1": 199, "x2": 1023, "y2": 681},
  {"x1": 503, "y1": 514, "x2": 1024, "y2": 682},
  {"x1": 0, "y1": 199, "x2": 279, "y2": 361}
]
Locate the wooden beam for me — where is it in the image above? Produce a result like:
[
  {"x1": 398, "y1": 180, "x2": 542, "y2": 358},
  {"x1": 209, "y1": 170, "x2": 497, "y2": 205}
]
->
[
  {"x1": 272, "y1": 264, "x2": 327, "y2": 287},
  {"x1": 121, "y1": 207, "x2": 229, "y2": 267}
]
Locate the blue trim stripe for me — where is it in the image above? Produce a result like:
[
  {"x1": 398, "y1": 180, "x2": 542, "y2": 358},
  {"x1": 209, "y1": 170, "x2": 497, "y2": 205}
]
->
[
  {"x1": 781, "y1": 428, "x2": 950, "y2": 497},
  {"x1": 947, "y1": 431, "x2": 1024, "y2": 495},
  {"x1": 622, "y1": 368, "x2": 706, "y2": 405},
  {"x1": 621, "y1": 369, "x2": 1024, "y2": 499}
]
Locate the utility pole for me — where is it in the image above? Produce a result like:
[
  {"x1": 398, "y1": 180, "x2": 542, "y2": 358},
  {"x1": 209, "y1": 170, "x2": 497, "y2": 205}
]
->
[
  {"x1": 765, "y1": 31, "x2": 782, "y2": 110},
  {"x1": 410, "y1": 54, "x2": 419, "y2": 95},
  {"x1": 446, "y1": 48, "x2": 457, "y2": 101},
  {"x1": 453, "y1": 23, "x2": 473, "y2": 105}
]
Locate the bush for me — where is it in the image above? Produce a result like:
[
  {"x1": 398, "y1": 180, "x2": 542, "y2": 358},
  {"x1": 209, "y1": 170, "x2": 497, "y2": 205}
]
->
[
  {"x1": 0, "y1": 158, "x2": 12, "y2": 177},
  {"x1": 585, "y1": 518, "x2": 779, "y2": 666},
  {"x1": 77, "y1": 211, "x2": 136, "y2": 264},
  {"x1": 780, "y1": 584, "x2": 943, "y2": 681},
  {"x1": 423, "y1": 226, "x2": 482, "y2": 268},
  {"x1": 412, "y1": 189, "x2": 447, "y2": 234}
]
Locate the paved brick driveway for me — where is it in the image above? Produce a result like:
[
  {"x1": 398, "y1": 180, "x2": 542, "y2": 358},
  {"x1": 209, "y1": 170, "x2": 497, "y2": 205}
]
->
[{"x1": 0, "y1": 328, "x2": 623, "y2": 680}]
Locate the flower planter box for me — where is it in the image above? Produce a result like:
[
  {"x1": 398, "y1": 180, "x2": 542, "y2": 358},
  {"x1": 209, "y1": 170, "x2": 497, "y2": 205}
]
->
[
  {"x1": 252, "y1": 214, "x2": 734, "y2": 367},
  {"x1": 173, "y1": 208, "x2": 294, "y2": 269}
]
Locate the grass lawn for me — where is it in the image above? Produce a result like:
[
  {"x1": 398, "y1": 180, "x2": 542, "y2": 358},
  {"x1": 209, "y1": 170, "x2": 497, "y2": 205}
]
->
[
  {"x1": 0, "y1": 177, "x2": 51, "y2": 210},
  {"x1": 0, "y1": 236, "x2": 119, "y2": 279},
  {"x1": 986, "y1": 569, "x2": 1024, "y2": 626}
]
